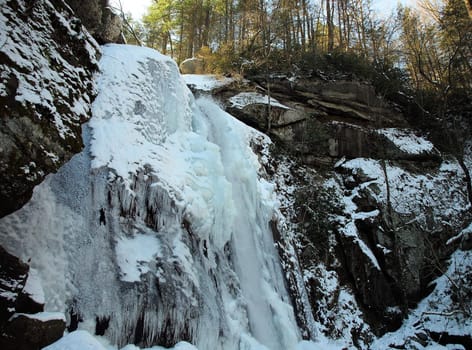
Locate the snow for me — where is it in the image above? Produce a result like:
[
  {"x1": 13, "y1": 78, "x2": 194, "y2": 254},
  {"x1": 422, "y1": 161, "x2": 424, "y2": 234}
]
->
[
  {"x1": 45, "y1": 330, "x2": 201, "y2": 350},
  {"x1": 22, "y1": 268, "x2": 45, "y2": 305},
  {"x1": 182, "y1": 74, "x2": 234, "y2": 91},
  {"x1": 296, "y1": 337, "x2": 348, "y2": 350},
  {"x1": 115, "y1": 234, "x2": 162, "y2": 282},
  {"x1": 376, "y1": 128, "x2": 435, "y2": 155},
  {"x1": 11, "y1": 311, "x2": 65, "y2": 322},
  {"x1": 43, "y1": 330, "x2": 108, "y2": 350},
  {"x1": 121, "y1": 342, "x2": 199, "y2": 350},
  {"x1": 372, "y1": 250, "x2": 472, "y2": 350},
  {"x1": 46, "y1": 330, "x2": 343, "y2": 350},
  {"x1": 229, "y1": 92, "x2": 290, "y2": 110},
  {"x1": 0, "y1": 291, "x2": 17, "y2": 301}
]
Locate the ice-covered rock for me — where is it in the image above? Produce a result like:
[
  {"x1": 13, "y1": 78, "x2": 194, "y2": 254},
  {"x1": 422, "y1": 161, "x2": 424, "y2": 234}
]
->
[{"x1": 0, "y1": 44, "x2": 301, "y2": 350}]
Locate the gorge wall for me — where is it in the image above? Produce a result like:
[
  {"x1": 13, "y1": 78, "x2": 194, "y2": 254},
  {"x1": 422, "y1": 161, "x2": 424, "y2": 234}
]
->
[{"x1": 209, "y1": 73, "x2": 472, "y2": 348}]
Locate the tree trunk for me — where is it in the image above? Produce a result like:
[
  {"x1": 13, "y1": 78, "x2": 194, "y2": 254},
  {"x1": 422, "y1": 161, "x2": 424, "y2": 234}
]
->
[
  {"x1": 327, "y1": 0, "x2": 334, "y2": 52},
  {"x1": 465, "y1": 0, "x2": 472, "y2": 18}
]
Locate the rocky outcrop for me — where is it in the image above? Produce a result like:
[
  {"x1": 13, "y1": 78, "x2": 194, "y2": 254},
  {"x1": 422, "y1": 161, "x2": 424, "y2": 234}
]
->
[
  {"x1": 65, "y1": 0, "x2": 123, "y2": 44},
  {"x1": 0, "y1": 0, "x2": 99, "y2": 217},
  {"x1": 3, "y1": 313, "x2": 66, "y2": 350},
  {"x1": 0, "y1": 246, "x2": 64, "y2": 350},
  {"x1": 199, "y1": 73, "x2": 472, "y2": 345},
  {"x1": 217, "y1": 76, "x2": 440, "y2": 168}
]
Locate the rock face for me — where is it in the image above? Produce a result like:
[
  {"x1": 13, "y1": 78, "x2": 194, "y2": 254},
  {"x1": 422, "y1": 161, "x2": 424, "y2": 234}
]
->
[
  {"x1": 0, "y1": 245, "x2": 29, "y2": 328},
  {"x1": 0, "y1": 246, "x2": 65, "y2": 350},
  {"x1": 204, "y1": 73, "x2": 472, "y2": 346},
  {"x1": 0, "y1": 0, "x2": 99, "y2": 217},
  {"x1": 219, "y1": 76, "x2": 435, "y2": 167},
  {"x1": 65, "y1": 0, "x2": 123, "y2": 44}
]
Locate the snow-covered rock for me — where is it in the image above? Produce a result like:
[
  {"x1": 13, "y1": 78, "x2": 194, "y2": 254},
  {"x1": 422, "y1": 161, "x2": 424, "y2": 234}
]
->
[
  {"x1": 0, "y1": 0, "x2": 99, "y2": 217},
  {"x1": 4, "y1": 311, "x2": 66, "y2": 349}
]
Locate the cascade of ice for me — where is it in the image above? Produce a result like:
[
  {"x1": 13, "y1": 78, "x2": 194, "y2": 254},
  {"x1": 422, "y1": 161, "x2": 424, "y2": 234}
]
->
[
  {"x1": 196, "y1": 99, "x2": 300, "y2": 349},
  {"x1": 0, "y1": 44, "x2": 300, "y2": 349}
]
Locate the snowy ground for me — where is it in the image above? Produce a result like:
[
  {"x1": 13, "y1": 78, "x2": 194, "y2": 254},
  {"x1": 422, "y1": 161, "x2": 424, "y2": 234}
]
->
[
  {"x1": 182, "y1": 74, "x2": 234, "y2": 92},
  {"x1": 228, "y1": 92, "x2": 290, "y2": 110}
]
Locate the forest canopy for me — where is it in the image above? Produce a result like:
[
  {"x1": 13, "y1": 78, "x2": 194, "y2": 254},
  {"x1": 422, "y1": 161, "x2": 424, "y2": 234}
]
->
[{"x1": 120, "y1": 0, "x2": 471, "y2": 151}]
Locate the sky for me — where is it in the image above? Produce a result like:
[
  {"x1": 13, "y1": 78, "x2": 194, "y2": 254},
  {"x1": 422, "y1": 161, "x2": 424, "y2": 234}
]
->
[
  {"x1": 113, "y1": 0, "x2": 418, "y2": 21},
  {"x1": 110, "y1": 0, "x2": 151, "y2": 20}
]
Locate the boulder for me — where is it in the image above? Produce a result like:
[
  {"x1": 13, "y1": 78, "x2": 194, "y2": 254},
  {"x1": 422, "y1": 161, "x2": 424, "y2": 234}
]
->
[
  {"x1": 180, "y1": 58, "x2": 205, "y2": 74},
  {"x1": 0, "y1": 246, "x2": 59, "y2": 349},
  {"x1": 2, "y1": 313, "x2": 66, "y2": 350}
]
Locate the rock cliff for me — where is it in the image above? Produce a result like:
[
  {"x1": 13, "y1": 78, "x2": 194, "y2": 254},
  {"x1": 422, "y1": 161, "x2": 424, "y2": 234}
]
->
[
  {"x1": 0, "y1": 1, "x2": 100, "y2": 347},
  {"x1": 208, "y1": 73, "x2": 472, "y2": 347},
  {"x1": 0, "y1": 0, "x2": 99, "y2": 217}
]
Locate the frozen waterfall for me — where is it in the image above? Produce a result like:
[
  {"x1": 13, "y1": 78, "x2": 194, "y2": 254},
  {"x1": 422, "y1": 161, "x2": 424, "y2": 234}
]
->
[{"x1": 0, "y1": 44, "x2": 301, "y2": 349}]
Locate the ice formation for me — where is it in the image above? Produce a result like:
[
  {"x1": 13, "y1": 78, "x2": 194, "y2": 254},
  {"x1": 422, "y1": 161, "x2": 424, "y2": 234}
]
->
[{"x1": 0, "y1": 44, "x2": 301, "y2": 349}]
